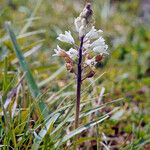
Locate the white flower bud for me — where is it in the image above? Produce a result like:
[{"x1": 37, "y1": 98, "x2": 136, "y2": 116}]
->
[
  {"x1": 80, "y1": 9, "x2": 88, "y2": 18},
  {"x1": 74, "y1": 17, "x2": 82, "y2": 32},
  {"x1": 81, "y1": 18, "x2": 87, "y2": 26},
  {"x1": 79, "y1": 25, "x2": 86, "y2": 37}
]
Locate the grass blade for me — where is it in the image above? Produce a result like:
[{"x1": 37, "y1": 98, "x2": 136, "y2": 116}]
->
[
  {"x1": 55, "y1": 115, "x2": 109, "y2": 148},
  {"x1": 5, "y1": 22, "x2": 48, "y2": 116},
  {"x1": 38, "y1": 65, "x2": 65, "y2": 88},
  {"x1": 32, "y1": 113, "x2": 60, "y2": 149}
]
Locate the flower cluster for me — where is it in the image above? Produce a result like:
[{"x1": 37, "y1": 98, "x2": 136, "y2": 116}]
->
[{"x1": 53, "y1": 3, "x2": 108, "y2": 80}]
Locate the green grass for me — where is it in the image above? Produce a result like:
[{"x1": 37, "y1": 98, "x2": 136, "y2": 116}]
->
[{"x1": 0, "y1": 0, "x2": 150, "y2": 149}]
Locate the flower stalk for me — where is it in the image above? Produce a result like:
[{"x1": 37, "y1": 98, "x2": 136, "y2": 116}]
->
[{"x1": 75, "y1": 36, "x2": 84, "y2": 129}]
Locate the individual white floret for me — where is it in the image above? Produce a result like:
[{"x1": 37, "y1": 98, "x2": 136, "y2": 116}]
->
[
  {"x1": 93, "y1": 45, "x2": 108, "y2": 54},
  {"x1": 57, "y1": 31, "x2": 75, "y2": 44},
  {"x1": 85, "y1": 26, "x2": 103, "y2": 40},
  {"x1": 90, "y1": 37, "x2": 105, "y2": 48},
  {"x1": 66, "y1": 48, "x2": 78, "y2": 58},
  {"x1": 52, "y1": 45, "x2": 63, "y2": 56}
]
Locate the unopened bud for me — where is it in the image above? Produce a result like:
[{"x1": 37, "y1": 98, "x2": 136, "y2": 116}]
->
[
  {"x1": 74, "y1": 3, "x2": 94, "y2": 36},
  {"x1": 86, "y1": 70, "x2": 95, "y2": 78},
  {"x1": 59, "y1": 50, "x2": 69, "y2": 57},
  {"x1": 74, "y1": 17, "x2": 82, "y2": 32},
  {"x1": 86, "y1": 53, "x2": 92, "y2": 59},
  {"x1": 64, "y1": 56, "x2": 73, "y2": 64},
  {"x1": 79, "y1": 25, "x2": 86, "y2": 37},
  {"x1": 81, "y1": 18, "x2": 87, "y2": 26},
  {"x1": 66, "y1": 63, "x2": 74, "y2": 73},
  {"x1": 84, "y1": 3, "x2": 93, "y2": 23},
  {"x1": 95, "y1": 55, "x2": 103, "y2": 62}
]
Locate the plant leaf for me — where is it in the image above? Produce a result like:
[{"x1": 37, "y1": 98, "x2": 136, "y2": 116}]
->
[
  {"x1": 5, "y1": 22, "x2": 48, "y2": 116},
  {"x1": 55, "y1": 115, "x2": 109, "y2": 148},
  {"x1": 32, "y1": 113, "x2": 60, "y2": 149}
]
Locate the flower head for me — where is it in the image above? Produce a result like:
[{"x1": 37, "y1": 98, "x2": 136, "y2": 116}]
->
[
  {"x1": 57, "y1": 31, "x2": 74, "y2": 44},
  {"x1": 53, "y1": 3, "x2": 109, "y2": 77}
]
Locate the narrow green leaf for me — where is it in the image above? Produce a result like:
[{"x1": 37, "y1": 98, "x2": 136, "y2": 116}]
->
[
  {"x1": 122, "y1": 138, "x2": 150, "y2": 150},
  {"x1": 32, "y1": 113, "x2": 60, "y2": 150},
  {"x1": 55, "y1": 115, "x2": 109, "y2": 148},
  {"x1": 75, "y1": 137, "x2": 96, "y2": 145},
  {"x1": 20, "y1": 0, "x2": 43, "y2": 34},
  {"x1": 67, "y1": 105, "x2": 106, "y2": 122},
  {"x1": 5, "y1": 22, "x2": 48, "y2": 116},
  {"x1": 1, "y1": 30, "x2": 45, "y2": 43},
  {"x1": 38, "y1": 65, "x2": 65, "y2": 88}
]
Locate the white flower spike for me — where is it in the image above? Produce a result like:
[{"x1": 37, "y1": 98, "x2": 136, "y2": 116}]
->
[
  {"x1": 57, "y1": 31, "x2": 75, "y2": 44},
  {"x1": 53, "y1": 3, "x2": 110, "y2": 133},
  {"x1": 53, "y1": 2, "x2": 109, "y2": 76}
]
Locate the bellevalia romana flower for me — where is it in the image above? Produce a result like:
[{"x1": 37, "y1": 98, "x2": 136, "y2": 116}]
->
[
  {"x1": 66, "y1": 48, "x2": 78, "y2": 59},
  {"x1": 52, "y1": 45, "x2": 65, "y2": 57},
  {"x1": 57, "y1": 31, "x2": 75, "y2": 44},
  {"x1": 53, "y1": 3, "x2": 109, "y2": 79},
  {"x1": 85, "y1": 26, "x2": 103, "y2": 40}
]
